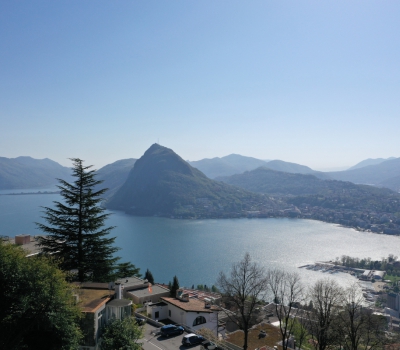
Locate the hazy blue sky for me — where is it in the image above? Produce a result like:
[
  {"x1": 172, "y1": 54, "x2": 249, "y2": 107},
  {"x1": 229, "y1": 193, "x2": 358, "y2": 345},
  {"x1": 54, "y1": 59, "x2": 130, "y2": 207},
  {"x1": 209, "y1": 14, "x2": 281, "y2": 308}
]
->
[{"x1": 1, "y1": 1, "x2": 399, "y2": 170}]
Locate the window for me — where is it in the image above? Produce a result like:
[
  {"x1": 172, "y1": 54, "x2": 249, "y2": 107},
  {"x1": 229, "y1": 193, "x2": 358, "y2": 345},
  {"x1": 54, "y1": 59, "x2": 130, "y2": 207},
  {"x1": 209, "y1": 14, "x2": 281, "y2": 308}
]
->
[
  {"x1": 193, "y1": 316, "x2": 206, "y2": 326},
  {"x1": 155, "y1": 311, "x2": 159, "y2": 319}
]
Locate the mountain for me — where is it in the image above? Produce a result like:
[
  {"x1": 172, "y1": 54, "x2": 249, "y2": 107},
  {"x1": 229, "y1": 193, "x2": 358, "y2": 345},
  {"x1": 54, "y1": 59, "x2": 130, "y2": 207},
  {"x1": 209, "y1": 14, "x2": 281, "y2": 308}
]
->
[
  {"x1": 106, "y1": 144, "x2": 275, "y2": 217},
  {"x1": 217, "y1": 166, "x2": 400, "y2": 214},
  {"x1": 189, "y1": 154, "x2": 268, "y2": 179},
  {"x1": 95, "y1": 158, "x2": 137, "y2": 198},
  {"x1": 0, "y1": 156, "x2": 72, "y2": 190},
  {"x1": 216, "y1": 167, "x2": 334, "y2": 196},
  {"x1": 263, "y1": 160, "x2": 330, "y2": 180},
  {"x1": 328, "y1": 158, "x2": 400, "y2": 186},
  {"x1": 348, "y1": 157, "x2": 396, "y2": 171},
  {"x1": 216, "y1": 166, "x2": 392, "y2": 197},
  {"x1": 380, "y1": 175, "x2": 400, "y2": 193}
]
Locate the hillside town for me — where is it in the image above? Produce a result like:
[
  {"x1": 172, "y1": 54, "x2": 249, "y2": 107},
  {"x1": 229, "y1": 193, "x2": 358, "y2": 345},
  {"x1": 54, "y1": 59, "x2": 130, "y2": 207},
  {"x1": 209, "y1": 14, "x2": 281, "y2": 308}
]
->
[
  {"x1": 176, "y1": 196, "x2": 400, "y2": 236},
  {"x1": 4, "y1": 233, "x2": 400, "y2": 350}
]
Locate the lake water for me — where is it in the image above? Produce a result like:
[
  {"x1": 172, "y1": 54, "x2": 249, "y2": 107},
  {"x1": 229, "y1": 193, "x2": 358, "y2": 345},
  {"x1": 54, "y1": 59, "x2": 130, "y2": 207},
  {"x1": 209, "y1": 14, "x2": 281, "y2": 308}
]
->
[{"x1": 1, "y1": 191, "x2": 399, "y2": 289}]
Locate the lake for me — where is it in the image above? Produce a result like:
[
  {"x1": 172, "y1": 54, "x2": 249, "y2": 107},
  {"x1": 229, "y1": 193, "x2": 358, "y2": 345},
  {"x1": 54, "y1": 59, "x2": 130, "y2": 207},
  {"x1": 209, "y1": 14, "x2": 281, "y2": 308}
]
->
[{"x1": 1, "y1": 191, "x2": 399, "y2": 289}]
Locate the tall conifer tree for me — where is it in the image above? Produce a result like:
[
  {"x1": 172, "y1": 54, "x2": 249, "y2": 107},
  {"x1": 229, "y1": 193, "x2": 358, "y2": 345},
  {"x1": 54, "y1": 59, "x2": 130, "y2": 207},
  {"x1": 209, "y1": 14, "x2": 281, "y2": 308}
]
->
[{"x1": 37, "y1": 158, "x2": 119, "y2": 282}]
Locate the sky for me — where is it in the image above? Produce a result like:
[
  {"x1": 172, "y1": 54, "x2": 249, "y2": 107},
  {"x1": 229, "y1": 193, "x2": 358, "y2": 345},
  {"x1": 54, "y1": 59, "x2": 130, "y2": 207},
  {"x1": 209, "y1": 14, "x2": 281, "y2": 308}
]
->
[{"x1": 1, "y1": 1, "x2": 399, "y2": 171}]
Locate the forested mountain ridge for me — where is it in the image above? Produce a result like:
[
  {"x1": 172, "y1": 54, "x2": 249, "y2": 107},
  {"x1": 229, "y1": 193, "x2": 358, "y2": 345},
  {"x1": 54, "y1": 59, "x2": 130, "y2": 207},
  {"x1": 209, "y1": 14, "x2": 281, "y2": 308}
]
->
[
  {"x1": 0, "y1": 156, "x2": 71, "y2": 190},
  {"x1": 106, "y1": 144, "x2": 277, "y2": 217},
  {"x1": 217, "y1": 167, "x2": 349, "y2": 196},
  {"x1": 217, "y1": 165, "x2": 400, "y2": 233}
]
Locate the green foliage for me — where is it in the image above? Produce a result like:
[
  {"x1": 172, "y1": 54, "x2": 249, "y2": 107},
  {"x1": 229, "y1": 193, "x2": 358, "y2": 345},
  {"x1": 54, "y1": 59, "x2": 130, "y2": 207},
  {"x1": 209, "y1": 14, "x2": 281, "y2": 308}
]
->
[
  {"x1": 0, "y1": 242, "x2": 82, "y2": 349},
  {"x1": 196, "y1": 284, "x2": 219, "y2": 292},
  {"x1": 211, "y1": 285, "x2": 220, "y2": 293},
  {"x1": 170, "y1": 275, "x2": 180, "y2": 297},
  {"x1": 100, "y1": 317, "x2": 143, "y2": 350},
  {"x1": 288, "y1": 319, "x2": 310, "y2": 350},
  {"x1": 144, "y1": 268, "x2": 154, "y2": 284},
  {"x1": 37, "y1": 158, "x2": 120, "y2": 282},
  {"x1": 114, "y1": 262, "x2": 141, "y2": 279}
]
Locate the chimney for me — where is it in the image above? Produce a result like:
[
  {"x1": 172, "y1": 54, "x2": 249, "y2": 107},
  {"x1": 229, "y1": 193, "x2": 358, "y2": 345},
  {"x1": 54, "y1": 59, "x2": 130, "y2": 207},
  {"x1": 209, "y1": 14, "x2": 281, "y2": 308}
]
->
[
  {"x1": 15, "y1": 234, "x2": 30, "y2": 245},
  {"x1": 115, "y1": 282, "x2": 123, "y2": 299},
  {"x1": 176, "y1": 288, "x2": 189, "y2": 302}
]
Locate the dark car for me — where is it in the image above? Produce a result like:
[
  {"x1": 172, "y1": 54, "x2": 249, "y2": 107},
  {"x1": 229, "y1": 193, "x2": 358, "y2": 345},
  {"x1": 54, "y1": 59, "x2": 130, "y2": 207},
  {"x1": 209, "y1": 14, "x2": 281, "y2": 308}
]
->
[
  {"x1": 135, "y1": 316, "x2": 146, "y2": 325},
  {"x1": 202, "y1": 340, "x2": 218, "y2": 350},
  {"x1": 160, "y1": 324, "x2": 184, "y2": 337},
  {"x1": 181, "y1": 334, "x2": 205, "y2": 346}
]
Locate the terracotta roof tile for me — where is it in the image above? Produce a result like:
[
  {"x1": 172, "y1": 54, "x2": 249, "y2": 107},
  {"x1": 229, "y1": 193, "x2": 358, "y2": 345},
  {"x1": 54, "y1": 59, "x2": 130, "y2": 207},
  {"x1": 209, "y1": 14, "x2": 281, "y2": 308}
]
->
[{"x1": 161, "y1": 297, "x2": 221, "y2": 313}]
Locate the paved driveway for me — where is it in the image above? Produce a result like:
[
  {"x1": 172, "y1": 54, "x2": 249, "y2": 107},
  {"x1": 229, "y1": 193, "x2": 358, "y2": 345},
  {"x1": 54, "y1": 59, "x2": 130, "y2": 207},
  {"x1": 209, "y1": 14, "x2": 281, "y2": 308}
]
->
[{"x1": 141, "y1": 323, "x2": 202, "y2": 350}]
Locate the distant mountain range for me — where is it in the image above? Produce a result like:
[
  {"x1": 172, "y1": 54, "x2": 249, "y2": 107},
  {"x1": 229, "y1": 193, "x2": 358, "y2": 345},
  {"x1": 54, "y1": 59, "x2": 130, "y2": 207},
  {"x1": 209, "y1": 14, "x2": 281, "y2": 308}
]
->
[
  {"x1": 262, "y1": 160, "x2": 330, "y2": 180},
  {"x1": 0, "y1": 156, "x2": 71, "y2": 190},
  {"x1": 189, "y1": 155, "x2": 328, "y2": 179},
  {"x1": 1, "y1": 152, "x2": 399, "y2": 196},
  {"x1": 106, "y1": 144, "x2": 275, "y2": 217},
  {"x1": 328, "y1": 158, "x2": 400, "y2": 190},
  {"x1": 188, "y1": 154, "x2": 268, "y2": 179},
  {"x1": 347, "y1": 157, "x2": 396, "y2": 170}
]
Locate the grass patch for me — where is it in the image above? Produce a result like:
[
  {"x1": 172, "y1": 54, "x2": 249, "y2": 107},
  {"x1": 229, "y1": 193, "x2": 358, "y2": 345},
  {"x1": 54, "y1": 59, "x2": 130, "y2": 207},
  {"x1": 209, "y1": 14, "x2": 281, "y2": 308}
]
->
[
  {"x1": 384, "y1": 274, "x2": 399, "y2": 283},
  {"x1": 225, "y1": 323, "x2": 282, "y2": 350}
]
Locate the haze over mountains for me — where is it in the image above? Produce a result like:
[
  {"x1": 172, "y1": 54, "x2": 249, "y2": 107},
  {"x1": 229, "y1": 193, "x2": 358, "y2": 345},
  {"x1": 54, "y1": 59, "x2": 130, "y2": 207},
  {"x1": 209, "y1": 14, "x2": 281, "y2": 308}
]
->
[
  {"x1": 0, "y1": 151, "x2": 399, "y2": 195},
  {"x1": 347, "y1": 157, "x2": 396, "y2": 170},
  {"x1": 0, "y1": 156, "x2": 71, "y2": 190},
  {"x1": 188, "y1": 154, "x2": 268, "y2": 179},
  {"x1": 328, "y1": 158, "x2": 400, "y2": 191},
  {"x1": 189, "y1": 156, "x2": 329, "y2": 179}
]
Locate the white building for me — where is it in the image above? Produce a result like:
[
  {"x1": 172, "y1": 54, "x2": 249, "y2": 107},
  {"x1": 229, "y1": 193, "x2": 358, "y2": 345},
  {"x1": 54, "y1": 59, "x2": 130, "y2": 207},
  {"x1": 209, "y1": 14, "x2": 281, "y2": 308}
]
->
[{"x1": 147, "y1": 289, "x2": 225, "y2": 336}]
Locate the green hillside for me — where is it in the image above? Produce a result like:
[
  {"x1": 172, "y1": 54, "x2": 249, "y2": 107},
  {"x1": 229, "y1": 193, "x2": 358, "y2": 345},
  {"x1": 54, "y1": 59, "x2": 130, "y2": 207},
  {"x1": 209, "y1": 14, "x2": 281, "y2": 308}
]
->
[
  {"x1": 217, "y1": 166, "x2": 400, "y2": 213},
  {"x1": 217, "y1": 167, "x2": 333, "y2": 196},
  {"x1": 106, "y1": 144, "x2": 275, "y2": 217}
]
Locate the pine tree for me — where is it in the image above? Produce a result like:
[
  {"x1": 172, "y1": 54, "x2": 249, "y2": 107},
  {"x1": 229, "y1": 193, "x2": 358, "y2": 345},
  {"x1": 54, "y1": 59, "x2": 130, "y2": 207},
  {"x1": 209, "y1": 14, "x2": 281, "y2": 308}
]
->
[
  {"x1": 37, "y1": 158, "x2": 119, "y2": 282},
  {"x1": 115, "y1": 262, "x2": 141, "y2": 280},
  {"x1": 170, "y1": 275, "x2": 180, "y2": 297},
  {"x1": 144, "y1": 268, "x2": 154, "y2": 284}
]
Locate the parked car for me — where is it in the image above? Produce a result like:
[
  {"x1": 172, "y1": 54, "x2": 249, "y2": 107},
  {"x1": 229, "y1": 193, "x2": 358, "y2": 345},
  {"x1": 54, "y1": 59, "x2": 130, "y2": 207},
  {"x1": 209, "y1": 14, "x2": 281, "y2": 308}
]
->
[
  {"x1": 160, "y1": 324, "x2": 184, "y2": 337},
  {"x1": 182, "y1": 334, "x2": 205, "y2": 346},
  {"x1": 135, "y1": 316, "x2": 146, "y2": 325},
  {"x1": 202, "y1": 340, "x2": 218, "y2": 350}
]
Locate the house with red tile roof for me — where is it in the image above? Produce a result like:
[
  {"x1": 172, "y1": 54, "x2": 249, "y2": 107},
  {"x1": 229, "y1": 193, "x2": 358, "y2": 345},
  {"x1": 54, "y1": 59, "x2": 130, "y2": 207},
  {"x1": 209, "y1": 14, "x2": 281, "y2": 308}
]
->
[{"x1": 146, "y1": 288, "x2": 225, "y2": 336}]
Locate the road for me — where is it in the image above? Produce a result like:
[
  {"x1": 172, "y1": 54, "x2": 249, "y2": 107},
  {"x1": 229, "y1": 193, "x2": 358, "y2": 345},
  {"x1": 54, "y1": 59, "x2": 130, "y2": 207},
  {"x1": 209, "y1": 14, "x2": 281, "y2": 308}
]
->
[{"x1": 141, "y1": 323, "x2": 202, "y2": 350}]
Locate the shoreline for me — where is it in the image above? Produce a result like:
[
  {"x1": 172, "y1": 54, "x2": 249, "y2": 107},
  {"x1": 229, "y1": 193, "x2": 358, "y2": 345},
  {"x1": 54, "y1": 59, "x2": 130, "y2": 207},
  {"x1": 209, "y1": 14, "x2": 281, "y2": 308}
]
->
[
  {"x1": 108, "y1": 208, "x2": 400, "y2": 238},
  {"x1": 0, "y1": 191, "x2": 60, "y2": 196}
]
